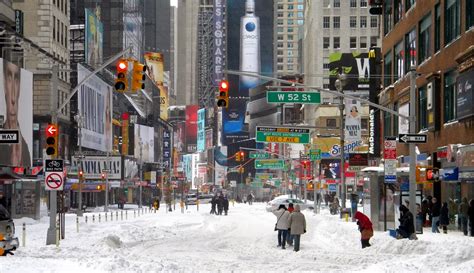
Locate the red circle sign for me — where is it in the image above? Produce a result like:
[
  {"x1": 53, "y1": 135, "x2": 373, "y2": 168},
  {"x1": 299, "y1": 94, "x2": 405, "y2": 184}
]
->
[{"x1": 46, "y1": 173, "x2": 63, "y2": 189}]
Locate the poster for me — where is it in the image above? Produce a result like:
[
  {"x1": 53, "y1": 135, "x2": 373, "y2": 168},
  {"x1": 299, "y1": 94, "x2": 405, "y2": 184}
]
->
[
  {"x1": 144, "y1": 52, "x2": 168, "y2": 121},
  {"x1": 344, "y1": 98, "x2": 362, "y2": 142},
  {"x1": 197, "y1": 108, "x2": 206, "y2": 152},
  {"x1": 456, "y1": 68, "x2": 474, "y2": 120},
  {"x1": 329, "y1": 52, "x2": 370, "y2": 91},
  {"x1": 134, "y1": 124, "x2": 154, "y2": 163},
  {"x1": 185, "y1": 105, "x2": 198, "y2": 153},
  {"x1": 85, "y1": 8, "x2": 103, "y2": 67}
]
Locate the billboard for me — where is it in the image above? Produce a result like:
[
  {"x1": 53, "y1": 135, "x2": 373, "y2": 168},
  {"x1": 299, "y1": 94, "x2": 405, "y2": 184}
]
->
[
  {"x1": 213, "y1": 0, "x2": 226, "y2": 85},
  {"x1": 71, "y1": 155, "x2": 121, "y2": 180},
  {"x1": 345, "y1": 98, "x2": 362, "y2": 142},
  {"x1": 134, "y1": 124, "x2": 154, "y2": 163},
  {"x1": 144, "y1": 52, "x2": 168, "y2": 121},
  {"x1": 457, "y1": 68, "x2": 474, "y2": 120},
  {"x1": 224, "y1": 0, "x2": 273, "y2": 144},
  {"x1": 0, "y1": 59, "x2": 33, "y2": 167},
  {"x1": 185, "y1": 105, "x2": 198, "y2": 153},
  {"x1": 320, "y1": 159, "x2": 341, "y2": 180},
  {"x1": 197, "y1": 108, "x2": 206, "y2": 152},
  {"x1": 162, "y1": 129, "x2": 171, "y2": 169},
  {"x1": 313, "y1": 137, "x2": 367, "y2": 158},
  {"x1": 329, "y1": 52, "x2": 370, "y2": 91},
  {"x1": 77, "y1": 64, "x2": 113, "y2": 152},
  {"x1": 85, "y1": 8, "x2": 103, "y2": 67}
]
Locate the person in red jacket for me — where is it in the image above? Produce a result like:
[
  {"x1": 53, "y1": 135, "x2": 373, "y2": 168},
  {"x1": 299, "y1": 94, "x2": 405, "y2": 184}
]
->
[{"x1": 354, "y1": 211, "x2": 374, "y2": 248}]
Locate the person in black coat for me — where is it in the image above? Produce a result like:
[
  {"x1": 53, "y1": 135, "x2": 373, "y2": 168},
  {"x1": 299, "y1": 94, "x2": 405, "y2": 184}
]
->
[
  {"x1": 223, "y1": 196, "x2": 229, "y2": 215},
  {"x1": 217, "y1": 194, "x2": 225, "y2": 215},
  {"x1": 431, "y1": 197, "x2": 441, "y2": 233},
  {"x1": 397, "y1": 205, "x2": 416, "y2": 239},
  {"x1": 439, "y1": 202, "x2": 450, "y2": 234},
  {"x1": 210, "y1": 195, "x2": 217, "y2": 215},
  {"x1": 468, "y1": 199, "x2": 474, "y2": 237}
]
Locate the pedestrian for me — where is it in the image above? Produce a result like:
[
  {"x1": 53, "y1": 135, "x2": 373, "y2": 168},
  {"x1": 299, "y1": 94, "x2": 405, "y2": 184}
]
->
[
  {"x1": 210, "y1": 195, "x2": 217, "y2": 215},
  {"x1": 354, "y1": 211, "x2": 373, "y2": 248},
  {"x1": 440, "y1": 202, "x2": 449, "y2": 234},
  {"x1": 421, "y1": 199, "x2": 429, "y2": 227},
  {"x1": 287, "y1": 203, "x2": 294, "y2": 246},
  {"x1": 468, "y1": 199, "x2": 474, "y2": 237},
  {"x1": 396, "y1": 205, "x2": 417, "y2": 240},
  {"x1": 273, "y1": 204, "x2": 290, "y2": 249},
  {"x1": 288, "y1": 204, "x2": 306, "y2": 252},
  {"x1": 247, "y1": 192, "x2": 254, "y2": 205},
  {"x1": 217, "y1": 194, "x2": 225, "y2": 215},
  {"x1": 431, "y1": 197, "x2": 441, "y2": 233},
  {"x1": 223, "y1": 195, "x2": 229, "y2": 215},
  {"x1": 458, "y1": 198, "x2": 469, "y2": 235}
]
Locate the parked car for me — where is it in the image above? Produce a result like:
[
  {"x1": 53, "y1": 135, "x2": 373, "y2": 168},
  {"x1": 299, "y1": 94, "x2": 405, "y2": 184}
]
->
[
  {"x1": 186, "y1": 193, "x2": 198, "y2": 205},
  {"x1": 266, "y1": 195, "x2": 314, "y2": 212},
  {"x1": 0, "y1": 205, "x2": 18, "y2": 256}
]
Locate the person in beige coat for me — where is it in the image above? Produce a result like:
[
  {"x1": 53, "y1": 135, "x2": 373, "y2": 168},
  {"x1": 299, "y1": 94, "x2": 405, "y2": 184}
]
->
[
  {"x1": 273, "y1": 204, "x2": 291, "y2": 249},
  {"x1": 288, "y1": 204, "x2": 306, "y2": 252}
]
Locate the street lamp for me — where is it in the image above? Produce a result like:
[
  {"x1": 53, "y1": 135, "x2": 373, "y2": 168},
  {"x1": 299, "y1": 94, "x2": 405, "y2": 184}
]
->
[{"x1": 335, "y1": 73, "x2": 347, "y2": 209}]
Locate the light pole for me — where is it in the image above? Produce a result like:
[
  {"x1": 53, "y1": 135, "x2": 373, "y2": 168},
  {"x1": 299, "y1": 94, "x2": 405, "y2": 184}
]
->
[
  {"x1": 335, "y1": 74, "x2": 347, "y2": 209},
  {"x1": 139, "y1": 139, "x2": 143, "y2": 208},
  {"x1": 74, "y1": 114, "x2": 84, "y2": 217}
]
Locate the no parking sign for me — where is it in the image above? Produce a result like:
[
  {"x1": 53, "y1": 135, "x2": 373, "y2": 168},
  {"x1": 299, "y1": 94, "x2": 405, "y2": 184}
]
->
[{"x1": 44, "y1": 159, "x2": 64, "y2": 191}]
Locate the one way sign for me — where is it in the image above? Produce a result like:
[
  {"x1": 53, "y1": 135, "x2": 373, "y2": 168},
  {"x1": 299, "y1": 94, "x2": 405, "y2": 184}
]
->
[
  {"x1": 0, "y1": 129, "x2": 19, "y2": 144},
  {"x1": 398, "y1": 134, "x2": 427, "y2": 143}
]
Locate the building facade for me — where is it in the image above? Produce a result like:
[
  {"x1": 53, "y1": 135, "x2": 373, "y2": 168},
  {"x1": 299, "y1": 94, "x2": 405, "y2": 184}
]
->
[{"x1": 381, "y1": 0, "x2": 474, "y2": 201}]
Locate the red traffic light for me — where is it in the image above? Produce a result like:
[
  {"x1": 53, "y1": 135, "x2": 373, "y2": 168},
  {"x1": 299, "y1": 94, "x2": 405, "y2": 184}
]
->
[
  {"x1": 117, "y1": 60, "x2": 128, "y2": 72},
  {"x1": 219, "y1": 80, "x2": 229, "y2": 91},
  {"x1": 239, "y1": 151, "x2": 244, "y2": 157},
  {"x1": 46, "y1": 124, "x2": 57, "y2": 137},
  {"x1": 101, "y1": 173, "x2": 106, "y2": 179},
  {"x1": 79, "y1": 170, "x2": 84, "y2": 177}
]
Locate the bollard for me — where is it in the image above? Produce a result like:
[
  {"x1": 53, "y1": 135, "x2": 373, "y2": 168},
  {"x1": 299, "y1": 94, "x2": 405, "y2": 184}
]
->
[
  {"x1": 134, "y1": 210, "x2": 136, "y2": 218},
  {"x1": 121, "y1": 211, "x2": 123, "y2": 221},
  {"x1": 154, "y1": 208, "x2": 156, "y2": 213},
  {"x1": 197, "y1": 200, "x2": 200, "y2": 212},
  {"x1": 345, "y1": 212, "x2": 349, "y2": 222},
  {"x1": 105, "y1": 212, "x2": 108, "y2": 221},
  {"x1": 126, "y1": 210, "x2": 128, "y2": 220},
  {"x1": 110, "y1": 212, "x2": 113, "y2": 221},
  {"x1": 56, "y1": 218, "x2": 60, "y2": 247},
  {"x1": 116, "y1": 211, "x2": 118, "y2": 221},
  {"x1": 85, "y1": 215, "x2": 88, "y2": 224},
  {"x1": 76, "y1": 217, "x2": 79, "y2": 233},
  {"x1": 22, "y1": 223, "x2": 26, "y2": 247},
  {"x1": 99, "y1": 214, "x2": 101, "y2": 223},
  {"x1": 92, "y1": 215, "x2": 95, "y2": 223}
]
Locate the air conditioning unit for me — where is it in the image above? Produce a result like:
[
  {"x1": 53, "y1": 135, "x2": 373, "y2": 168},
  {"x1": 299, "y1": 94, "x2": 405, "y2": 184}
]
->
[{"x1": 427, "y1": 82, "x2": 433, "y2": 110}]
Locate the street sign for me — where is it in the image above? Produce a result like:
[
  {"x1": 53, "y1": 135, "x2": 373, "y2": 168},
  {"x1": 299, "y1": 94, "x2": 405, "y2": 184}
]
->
[
  {"x1": 256, "y1": 126, "x2": 310, "y2": 144},
  {"x1": 255, "y1": 159, "x2": 285, "y2": 170},
  {"x1": 0, "y1": 129, "x2": 19, "y2": 144},
  {"x1": 398, "y1": 134, "x2": 427, "y2": 143},
  {"x1": 45, "y1": 159, "x2": 64, "y2": 172},
  {"x1": 249, "y1": 151, "x2": 270, "y2": 159},
  {"x1": 45, "y1": 172, "x2": 64, "y2": 190},
  {"x1": 309, "y1": 149, "x2": 321, "y2": 160},
  {"x1": 267, "y1": 91, "x2": 321, "y2": 104},
  {"x1": 384, "y1": 159, "x2": 397, "y2": 184}
]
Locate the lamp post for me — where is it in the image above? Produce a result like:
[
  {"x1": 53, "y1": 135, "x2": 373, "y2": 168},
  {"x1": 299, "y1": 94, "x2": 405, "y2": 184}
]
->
[
  {"x1": 139, "y1": 140, "x2": 143, "y2": 208},
  {"x1": 335, "y1": 74, "x2": 347, "y2": 209},
  {"x1": 74, "y1": 114, "x2": 84, "y2": 217}
]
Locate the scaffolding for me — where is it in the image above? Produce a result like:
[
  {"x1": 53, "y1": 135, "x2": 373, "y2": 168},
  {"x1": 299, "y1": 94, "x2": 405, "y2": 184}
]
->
[{"x1": 197, "y1": 1, "x2": 216, "y2": 108}]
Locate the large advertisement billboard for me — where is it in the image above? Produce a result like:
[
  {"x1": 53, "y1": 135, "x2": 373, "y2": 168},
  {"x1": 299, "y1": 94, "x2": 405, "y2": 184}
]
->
[
  {"x1": 197, "y1": 108, "x2": 206, "y2": 152},
  {"x1": 134, "y1": 124, "x2": 154, "y2": 163},
  {"x1": 213, "y1": 0, "x2": 226, "y2": 85},
  {"x1": 0, "y1": 59, "x2": 33, "y2": 167},
  {"x1": 345, "y1": 98, "x2": 362, "y2": 142},
  {"x1": 457, "y1": 68, "x2": 474, "y2": 120},
  {"x1": 313, "y1": 137, "x2": 367, "y2": 159},
  {"x1": 223, "y1": 0, "x2": 273, "y2": 145},
  {"x1": 85, "y1": 8, "x2": 103, "y2": 67},
  {"x1": 144, "y1": 52, "x2": 168, "y2": 121},
  {"x1": 185, "y1": 105, "x2": 198, "y2": 153},
  {"x1": 329, "y1": 52, "x2": 370, "y2": 91},
  {"x1": 77, "y1": 64, "x2": 113, "y2": 152}
]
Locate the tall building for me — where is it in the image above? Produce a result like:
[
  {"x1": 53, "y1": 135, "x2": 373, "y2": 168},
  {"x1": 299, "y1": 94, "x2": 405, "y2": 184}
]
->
[
  {"x1": 143, "y1": 0, "x2": 171, "y2": 71},
  {"x1": 380, "y1": 0, "x2": 474, "y2": 201},
  {"x1": 275, "y1": 0, "x2": 305, "y2": 75}
]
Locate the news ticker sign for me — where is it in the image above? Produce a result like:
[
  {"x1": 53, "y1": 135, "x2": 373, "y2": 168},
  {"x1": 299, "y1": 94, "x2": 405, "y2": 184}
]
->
[{"x1": 256, "y1": 126, "x2": 310, "y2": 144}]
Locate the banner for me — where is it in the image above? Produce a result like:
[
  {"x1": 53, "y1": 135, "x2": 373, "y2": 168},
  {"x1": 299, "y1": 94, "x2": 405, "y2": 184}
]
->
[
  {"x1": 185, "y1": 105, "x2": 198, "y2": 153},
  {"x1": 134, "y1": 124, "x2": 155, "y2": 163},
  {"x1": 398, "y1": 103, "x2": 409, "y2": 134},
  {"x1": 344, "y1": 98, "x2": 362, "y2": 142},
  {"x1": 197, "y1": 108, "x2": 206, "y2": 152},
  {"x1": 0, "y1": 59, "x2": 33, "y2": 167},
  {"x1": 213, "y1": 0, "x2": 226, "y2": 85},
  {"x1": 144, "y1": 52, "x2": 168, "y2": 120},
  {"x1": 85, "y1": 8, "x2": 103, "y2": 67},
  {"x1": 71, "y1": 156, "x2": 121, "y2": 180},
  {"x1": 77, "y1": 64, "x2": 113, "y2": 152},
  {"x1": 456, "y1": 68, "x2": 474, "y2": 120},
  {"x1": 313, "y1": 137, "x2": 367, "y2": 158},
  {"x1": 162, "y1": 129, "x2": 171, "y2": 169}
]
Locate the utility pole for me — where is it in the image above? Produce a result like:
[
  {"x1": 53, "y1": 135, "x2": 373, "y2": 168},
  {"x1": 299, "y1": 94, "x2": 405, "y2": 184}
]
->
[
  {"x1": 139, "y1": 140, "x2": 143, "y2": 208},
  {"x1": 335, "y1": 74, "x2": 347, "y2": 209},
  {"x1": 409, "y1": 67, "x2": 417, "y2": 231},
  {"x1": 104, "y1": 150, "x2": 110, "y2": 212},
  {"x1": 76, "y1": 115, "x2": 84, "y2": 217}
]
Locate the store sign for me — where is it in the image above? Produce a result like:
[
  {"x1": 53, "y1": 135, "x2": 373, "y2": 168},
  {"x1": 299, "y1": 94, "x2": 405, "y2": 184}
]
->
[
  {"x1": 71, "y1": 156, "x2": 121, "y2": 179},
  {"x1": 348, "y1": 153, "x2": 369, "y2": 166}
]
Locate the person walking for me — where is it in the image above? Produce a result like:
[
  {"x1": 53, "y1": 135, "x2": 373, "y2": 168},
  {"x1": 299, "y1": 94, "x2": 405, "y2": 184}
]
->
[
  {"x1": 396, "y1": 205, "x2": 416, "y2": 240},
  {"x1": 288, "y1": 204, "x2": 306, "y2": 252},
  {"x1": 273, "y1": 204, "x2": 290, "y2": 249},
  {"x1": 354, "y1": 211, "x2": 373, "y2": 248},
  {"x1": 458, "y1": 198, "x2": 469, "y2": 235},
  {"x1": 217, "y1": 194, "x2": 225, "y2": 215},
  {"x1": 247, "y1": 192, "x2": 254, "y2": 205},
  {"x1": 210, "y1": 195, "x2": 217, "y2": 215},
  {"x1": 468, "y1": 199, "x2": 474, "y2": 237},
  {"x1": 431, "y1": 197, "x2": 441, "y2": 233},
  {"x1": 223, "y1": 195, "x2": 229, "y2": 216},
  {"x1": 439, "y1": 202, "x2": 450, "y2": 234},
  {"x1": 287, "y1": 203, "x2": 295, "y2": 246}
]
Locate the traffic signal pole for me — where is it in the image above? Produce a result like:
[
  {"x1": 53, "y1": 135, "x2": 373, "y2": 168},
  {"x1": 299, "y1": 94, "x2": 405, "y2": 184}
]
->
[{"x1": 409, "y1": 67, "x2": 417, "y2": 233}]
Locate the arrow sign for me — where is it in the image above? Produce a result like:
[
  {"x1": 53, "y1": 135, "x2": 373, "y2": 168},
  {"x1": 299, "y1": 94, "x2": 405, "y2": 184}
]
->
[
  {"x1": 398, "y1": 134, "x2": 427, "y2": 143},
  {"x1": 46, "y1": 124, "x2": 58, "y2": 136},
  {"x1": 0, "y1": 129, "x2": 19, "y2": 144}
]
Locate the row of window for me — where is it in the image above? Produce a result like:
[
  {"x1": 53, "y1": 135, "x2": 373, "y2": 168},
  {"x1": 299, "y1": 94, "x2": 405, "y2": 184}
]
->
[
  {"x1": 52, "y1": 16, "x2": 68, "y2": 48},
  {"x1": 276, "y1": 4, "x2": 304, "y2": 10},
  {"x1": 323, "y1": 16, "x2": 378, "y2": 29},
  {"x1": 277, "y1": 11, "x2": 304, "y2": 18},
  {"x1": 277, "y1": 19, "x2": 305, "y2": 26},
  {"x1": 277, "y1": 64, "x2": 297, "y2": 71},
  {"x1": 277, "y1": 27, "x2": 296, "y2": 33},
  {"x1": 52, "y1": 0, "x2": 68, "y2": 16},
  {"x1": 323, "y1": 36, "x2": 378, "y2": 49},
  {"x1": 384, "y1": 0, "x2": 473, "y2": 86},
  {"x1": 323, "y1": 0, "x2": 368, "y2": 8}
]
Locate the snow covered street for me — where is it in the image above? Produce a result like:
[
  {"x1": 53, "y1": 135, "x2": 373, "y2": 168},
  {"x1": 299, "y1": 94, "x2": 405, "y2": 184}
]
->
[{"x1": 1, "y1": 203, "x2": 474, "y2": 272}]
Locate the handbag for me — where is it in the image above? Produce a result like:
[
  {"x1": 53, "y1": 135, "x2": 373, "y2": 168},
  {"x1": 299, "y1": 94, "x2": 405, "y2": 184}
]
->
[{"x1": 274, "y1": 211, "x2": 284, "y2": 231}]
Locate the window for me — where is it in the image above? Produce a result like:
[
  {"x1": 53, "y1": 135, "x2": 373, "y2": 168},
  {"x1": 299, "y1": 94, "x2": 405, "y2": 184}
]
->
[
  {"x1": 370, "y1": 16, "x2": 378, "y2": 28},
  {"x1": 288, "y1": 4, "x2": 294, "y2": 9},
  {"x1": 277, "y1": 42, "x2": 283, "y2": 48},
  {"x1": 297, "y1": 12, "x2": 304, "y2": 18},
  {"x1": 287, "y1": 35, "x2": 294, "y2": 40},
  {"x1": 360, "y1": 36, "x2": 367, "y2": 48},
  {"x1": 435, "y1": 4, "x2": 441, "y2": 52},
  {"x1": 287, "y1": 42, "x2": 294, "y2": 48},
  {"x1": 277, "y1": 4, "x2": 284, "y2": 9},
  {"x1": 297, "y1": 4, "x2": 304, "y2": 10},
  {"x1": 278, "y1": 19, "x2": 283, "y2": 25},
  {"x1": 418, "y1": 85, "x2": 428, "y2": 130},
  {"x1": 384, "y1": 111, "x2": 392, "y2": 137},
  {"x1": 323, "y1": 57, "x2": 329, "y2": 69},
  {"x1": 326, "y1": 119, "x2": 337, "y2": 127},
  {"x1": 324, "y1": 0, "x2": 330, "y2": 7},
  {"x1": 360, "y1": 16, "x2": 367, "y2": 28},
  {"x1": 297, "y1": 19, "x2": 304, "y2": 25},
  {"x1": 277, "y1": 57, "x2": 284, "y2": 63},
  {"x1": 350, "y1": 37, "x2": 357, "y2": 49},
  {"x1": 361, "y1": 118, "x2": 368, "y2": 130},
  {"x1": 334, "y1": 37, "x2": 340, "y2": 48},
  {"x1": 323, "y1": 83, "x2": 330, "y2": 89},
  {"x1": 467, "y1": 0, "x2": 474, "y2": 30},
  {"x1": 277, "y1": 50, "x2": 283, "y2": 55},
  {"x1": 370, "y1": 36, "x2": 378, "y2": 47},
  {"x1": 56, "y1": 19, "x2": 60, "y2": 43},
  {"x1": 277, "y1": 27, "x2": 284, "y2": 33},
  {"x1": 277, "y1": 65, "x2": 284, "y2": 71},
  {"x1": 334, "y1": 0, "x2": 340, "y2": 8},
  {"x1": 445, "y1": 0, "x2": 460, "y2": 45},
  {"x1": 288, "y1": 27, "x2": 294, "y2": 32},
  {"x1": 288, "y1": 50, "x2": 294, "y2": 56},
  {"x1": 361, "y1": 0, "x2": 367, "y2": 8},
  {"x1": 323, "y1": 17, "x2": 330, "y2": 28},
  {"x1": 405, "y1": 28, "x2": 416, "y2": 73},
  {"x1": 418, "y1": 14, "x2": 431, "y2": 64},
  {"x1": 333, "y1": 16, "x2": 340, "y2": 28},
  {"x1": 53, "y1": 16, "x2": 56, "y2": 40},
  {"x1": 287, "y1": 58, "x2": 294, "y2": 64},
  {"x1": 384, "y1": 1, "x2": 393, "y2": 35},
  {"x1": 350, "y1": 0, "x2": 357, "y2": 8},
  {"x1": 323, "y1": 62, "x2": 330, "y2": 70},
  {"x1": 288, "y1": 19, "x2": 294, "y2": 25},
  {"x1": 277, "y1": 12, "x2": 284, "y2": 18},
  {"x1": 394, "y1": 0, "x2": 403, "y2": 25},
  {"x1": 288, "y1": 12, "x2": 294, "y2": 18},
  {"x1": 287, "y1": 64, "x2": 294, "y2": 70},
  {"x1": 323, "y1": 37, "x2": 330, "y2": 49},
  {"x1": 444, "y1": 70, "x2": 457, "y2": 122},
  {"x1": 277, "y1": 35, "x2": 284, "y2": 41},
  {"x1": 406, "y1": 0, "x2": 415, "y2": 11},
  {"x1": 394, "y1": 41, "x2": 404, "y2": 80},
  {"x1": 350, "y1": 16, "x2": 357, "y2": 28}
]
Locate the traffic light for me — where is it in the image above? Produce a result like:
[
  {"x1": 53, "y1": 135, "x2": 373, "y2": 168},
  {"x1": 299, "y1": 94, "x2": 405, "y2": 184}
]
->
[
  {"x1": 369, "y1": 0, "x2": 383, "y2": 15},
  {"x1": 239, "y1": 151, "x2": 245, "y2": 161},
  {"x1": 239, "y1": 166, "x2": 245, "y2": 174},
  {"x1": 115, "y1": 59, "x2": 128, "y2": 92},
  {"x1": 101, "y1": 172, "x2": 106, "y2": 180},
  {"x1": 78, "y1": 170, "x2": 84, "y2": 179},
  {"x1": 217, "y1": 80, "x2": 229, "y2": 108},
  {"x1": 131, "y1": 61, "x2": 147, "y2": 92},
  {"x1": 235, "y1": 151, "x2": 241, "y2": 162},
  {"x1": 307, "y1": 182, "x2": 314, "y2": 190},
  {"x1": 301, "y1": 160, "x2": 310, "y2": 169},
  {"x1": 45, "y1": 124, "x2": 58, "y2": 157}
]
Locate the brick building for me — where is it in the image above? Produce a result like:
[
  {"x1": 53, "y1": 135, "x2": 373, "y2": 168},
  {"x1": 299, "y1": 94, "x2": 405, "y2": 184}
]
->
[{"x1": 380, "y1": 0, "x2": 474, "y2": 201}]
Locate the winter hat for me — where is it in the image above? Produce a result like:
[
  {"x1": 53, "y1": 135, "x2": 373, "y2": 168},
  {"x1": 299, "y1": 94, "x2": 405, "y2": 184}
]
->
[
  {"x1": 294, "y1": 204, "x2": 301, "y2": 212},
  {"x1": 278, "y1": 204, "x2": 286, "y2": 210}
]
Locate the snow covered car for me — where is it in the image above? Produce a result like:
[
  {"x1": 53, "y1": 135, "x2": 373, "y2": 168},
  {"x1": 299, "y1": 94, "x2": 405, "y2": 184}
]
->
[
  {"x1": 266, "y1": 195, "x2": 314, "y2": 212},
  {"x1": 0, "y1": 205, "x2": 18, "y2": 256}
]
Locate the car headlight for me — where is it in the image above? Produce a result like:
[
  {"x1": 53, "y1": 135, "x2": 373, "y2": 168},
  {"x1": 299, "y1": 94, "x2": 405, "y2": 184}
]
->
[{"x1": 5, "y1": 226, "x2": 12, "y2": 237}]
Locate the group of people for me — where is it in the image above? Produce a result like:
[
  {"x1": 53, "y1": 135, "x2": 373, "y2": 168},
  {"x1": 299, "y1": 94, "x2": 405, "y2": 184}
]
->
[
  {"x1": 210, "y1": 193, "x2": 229, "y2": 215},
  {"x1": 272, "y1": 203, "x2": 307, "y2": 252}
]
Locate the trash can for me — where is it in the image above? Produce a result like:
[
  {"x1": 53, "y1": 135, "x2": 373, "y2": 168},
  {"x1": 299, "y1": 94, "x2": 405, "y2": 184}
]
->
[{"x1": 340, "y1": 208, "x2": 351, "y2": 219}]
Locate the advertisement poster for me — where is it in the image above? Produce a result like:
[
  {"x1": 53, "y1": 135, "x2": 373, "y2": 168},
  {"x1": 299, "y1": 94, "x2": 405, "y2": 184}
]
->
[
  {"x1": 144, "y1": 52, "x2": 168, "y2": 120},
  {"x1": 134, "y1": 124, "x2": 155, "y2": 163},
  {"x1": 185, "y1": 105, "x2": 198, "y2": 153},
  {"x1": 224, "y1": 0, "x2": 273, "y2": 145},
  {"x1": 313, "y1": 137, "x2": 367, "y2": 158},
  {"x1": 329, "y1": 52, "x2": 370, "y2": 91},
  {"x1": 456, "y1": 68, "x2": 473, "y2": 120},
  {"x1": 71, "y1": 156, "x2": 121, "y2": 180},
  {"x1": 344, "y1": 98, "x2": 362, "y2": 142},
  {"x1": 197, "y1": 108, "x2": 206, "y2": 152},
  {"x1": 85, "y1": 8, "x2": 103, "y2": 67},
  {"x1": 0, "y1": 58, "x2": 33, "y2": 167},
  {"x1": 77, "y1": 64, "x2": 113, "y2": 152},
  {"x1": 320, "y1": 159, "x2": 341, "y2": 180},
  {"x1": 162, "y1": 129, "x2": 171, "y2": 169}
]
